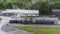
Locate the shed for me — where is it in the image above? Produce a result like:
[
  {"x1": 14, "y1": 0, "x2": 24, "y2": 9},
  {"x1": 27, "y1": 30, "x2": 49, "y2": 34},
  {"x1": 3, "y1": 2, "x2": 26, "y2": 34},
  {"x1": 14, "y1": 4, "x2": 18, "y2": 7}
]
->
[{"x1": 52, "y1": 9, "x2": 60, "y2": 17}]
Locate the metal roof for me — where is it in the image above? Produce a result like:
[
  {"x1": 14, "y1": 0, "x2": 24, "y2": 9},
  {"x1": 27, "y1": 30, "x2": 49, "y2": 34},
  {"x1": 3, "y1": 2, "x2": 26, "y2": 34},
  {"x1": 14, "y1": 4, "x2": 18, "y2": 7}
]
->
[
  {"x1": 52, "y1": 9, "x2": 60, "y2": 11},
  {"x1": 3, "y1": 9, "x2": 39, "y2": 14}
]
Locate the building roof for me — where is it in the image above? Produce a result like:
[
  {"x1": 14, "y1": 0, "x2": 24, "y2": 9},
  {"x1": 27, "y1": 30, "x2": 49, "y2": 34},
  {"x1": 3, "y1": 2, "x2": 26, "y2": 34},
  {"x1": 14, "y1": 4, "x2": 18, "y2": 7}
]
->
[
  {"x1": 52, "y1": 9, "x2": 60, "y2": 11},
  {"x1": 3, "y1": 9, "x2": 39, "y2": 14}
]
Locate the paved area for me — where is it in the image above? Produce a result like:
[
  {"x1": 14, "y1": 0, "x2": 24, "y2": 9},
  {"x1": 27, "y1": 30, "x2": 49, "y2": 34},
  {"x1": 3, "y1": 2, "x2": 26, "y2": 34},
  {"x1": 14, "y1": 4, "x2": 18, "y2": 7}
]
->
[
  {"x1": 0, "y1": 16, "x2": 11, "y2": 34},
  {"x1": 1, "y1": 24, "x2": 32, "y2": 34}
]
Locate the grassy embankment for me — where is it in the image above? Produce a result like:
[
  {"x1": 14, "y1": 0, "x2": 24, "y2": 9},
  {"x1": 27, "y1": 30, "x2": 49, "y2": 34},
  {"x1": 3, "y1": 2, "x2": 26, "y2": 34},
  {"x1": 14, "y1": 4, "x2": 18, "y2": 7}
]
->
[
  {"x1": 0, "y1": 18, "x2": 2, "y2": 21},
  {"x1": 14, "y1": 26, "x2": 60, "y2": 34}
]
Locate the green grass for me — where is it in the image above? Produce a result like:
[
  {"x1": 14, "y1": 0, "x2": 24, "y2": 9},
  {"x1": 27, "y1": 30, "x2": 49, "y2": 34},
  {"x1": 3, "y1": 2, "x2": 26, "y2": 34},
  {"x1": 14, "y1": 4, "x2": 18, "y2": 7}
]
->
[
  {"x1": 21, "y1": 16, "x2": 36, "y2": 18},
  {"x1": 0, "y1": 18, "x2": 2, "y2": 21},
  {"x1": 14, "y1": 26, "x2": 60, "y2": 34}
]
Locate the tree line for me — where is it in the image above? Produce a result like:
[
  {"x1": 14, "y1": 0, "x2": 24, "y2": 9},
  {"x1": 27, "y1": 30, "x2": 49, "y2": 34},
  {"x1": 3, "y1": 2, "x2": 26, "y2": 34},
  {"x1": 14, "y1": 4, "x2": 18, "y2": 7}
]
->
[{"x1": 0, "y1": 0, "x2": 60, "y2": 15}]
